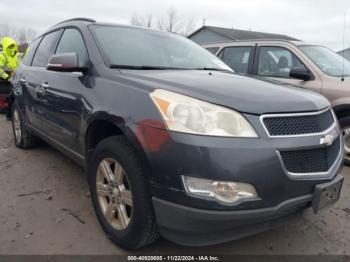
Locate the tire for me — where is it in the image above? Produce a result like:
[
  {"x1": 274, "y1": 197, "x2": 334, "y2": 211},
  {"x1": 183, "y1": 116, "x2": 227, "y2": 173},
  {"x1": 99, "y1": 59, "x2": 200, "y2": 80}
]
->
[
  {"x1": 339, "y1": 116, "x2": 350, "y2": 166},
  {"x1": 11, "y1": 101, "x2": 38, "y2": 149},
  {"x1": 89, "y1": 136, "x2": 159, "y2": 250}
]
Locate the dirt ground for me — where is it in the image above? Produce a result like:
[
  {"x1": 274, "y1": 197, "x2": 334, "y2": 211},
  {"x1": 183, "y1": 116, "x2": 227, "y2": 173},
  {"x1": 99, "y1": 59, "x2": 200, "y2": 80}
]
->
[{"x1": 0, "y1": 116, "x2": 349, "y2": 255}]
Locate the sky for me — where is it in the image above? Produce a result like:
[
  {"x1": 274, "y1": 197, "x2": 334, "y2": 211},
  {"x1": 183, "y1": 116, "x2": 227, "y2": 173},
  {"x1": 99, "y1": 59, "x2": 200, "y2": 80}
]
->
[{"x1": 0, "y1": 0, "x2": 350, "y2": 51}]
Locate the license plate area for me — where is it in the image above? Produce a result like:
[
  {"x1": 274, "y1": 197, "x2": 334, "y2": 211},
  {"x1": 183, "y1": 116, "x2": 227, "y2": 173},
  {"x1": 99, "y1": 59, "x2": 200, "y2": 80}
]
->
[{"x1": 312, "y1": 175, "x2": 343, "y2": 214}]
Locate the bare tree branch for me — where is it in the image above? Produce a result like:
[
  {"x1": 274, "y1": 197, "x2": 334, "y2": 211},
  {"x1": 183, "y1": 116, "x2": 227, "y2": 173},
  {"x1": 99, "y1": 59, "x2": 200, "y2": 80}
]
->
[
  {"x1": 130, "y1": 13, "x2": 153, "y2": 28},
  {"x1": 182, "y1": 18, "x2": 197, "y2": 36},
  {"x1": 130, "y1": 14, "x2": 144, "y2": 27},
  {"x1": 0, "y1": 24, "x2": 37, "y2": 45},
  {"x1": 157, "y1": 7, "x2": 180, "y2": 33},
  {"x1": 146, "y1": 14, "x2": 153, "y2": 28},
  {"x1": 129, "y1": 7, "x2": 196, "y2": 35}
]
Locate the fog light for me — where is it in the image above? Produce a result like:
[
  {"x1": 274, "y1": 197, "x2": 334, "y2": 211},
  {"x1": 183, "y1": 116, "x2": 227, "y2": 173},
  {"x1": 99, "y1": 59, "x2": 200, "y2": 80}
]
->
[{"x1": 182, "y1": 176, "x2": 257, "y2": 205}]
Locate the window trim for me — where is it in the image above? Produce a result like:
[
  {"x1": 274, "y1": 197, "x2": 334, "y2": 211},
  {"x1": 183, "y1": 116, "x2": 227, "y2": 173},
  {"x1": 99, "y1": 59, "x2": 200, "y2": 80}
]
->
[
  {"x1": 54, "y1": 26, "x2": 90, "y2": 64},
  {"x1": 254, "y1": 45, "x2": 314, "y2": 80},
  {"x1": 21, "y1": 37, "x2": 42, "y2": 66},
  {"x1": 218, "y1": 45, "x2": 255, "y2": 74},
  {"x1": 31, "y1": 29, "x2": 63, "y2": 68}
]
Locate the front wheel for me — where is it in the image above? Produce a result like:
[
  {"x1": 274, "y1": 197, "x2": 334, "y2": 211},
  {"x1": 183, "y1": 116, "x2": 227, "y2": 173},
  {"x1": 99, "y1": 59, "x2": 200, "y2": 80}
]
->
[
  {"x1": 89, "y1": 136, "x2": 159, "y2": 249},
  {"x1": 339, "y1": 117, "x2": 350, "y2": 166},
  {"x1": 11, "y1": 101, "x2": 38, "y2": 149}
]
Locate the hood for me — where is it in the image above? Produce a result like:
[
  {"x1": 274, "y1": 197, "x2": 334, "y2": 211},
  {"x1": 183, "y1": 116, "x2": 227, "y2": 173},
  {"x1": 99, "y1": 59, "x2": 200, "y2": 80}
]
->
[
  {"x1": 118, "y1": 70, "x2": 330, "y2": 115},
  {"x1": 2, "y1": 37, "x2": 18, "y2": 57}
]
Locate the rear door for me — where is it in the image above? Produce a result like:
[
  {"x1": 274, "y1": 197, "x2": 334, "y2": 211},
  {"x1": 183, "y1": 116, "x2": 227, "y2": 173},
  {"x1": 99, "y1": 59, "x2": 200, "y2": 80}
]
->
[
  {"x1": 20, "y1": 31, "x2": 61, "y2": 130},
  {"x1": 254, "y1": 45, "x2": 322, "y2": 93},
  {"x1": 39, "y1": 28, "x2": 90, "y2": 154},
  {"x1": 218, "y1": 45, "x2": 256, "y2": 74}
]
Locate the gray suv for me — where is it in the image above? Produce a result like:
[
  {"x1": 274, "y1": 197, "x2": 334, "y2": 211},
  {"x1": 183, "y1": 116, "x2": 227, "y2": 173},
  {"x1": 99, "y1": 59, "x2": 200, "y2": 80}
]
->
[{"x1": 11, "y1": 18, "x2": 344, "y2": 249}]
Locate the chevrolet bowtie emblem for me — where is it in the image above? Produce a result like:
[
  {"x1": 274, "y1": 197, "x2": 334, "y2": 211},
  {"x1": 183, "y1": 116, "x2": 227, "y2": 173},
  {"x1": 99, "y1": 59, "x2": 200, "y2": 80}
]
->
[{"x1": 320, "y1": 134, "x2": 336, "y2": 146}]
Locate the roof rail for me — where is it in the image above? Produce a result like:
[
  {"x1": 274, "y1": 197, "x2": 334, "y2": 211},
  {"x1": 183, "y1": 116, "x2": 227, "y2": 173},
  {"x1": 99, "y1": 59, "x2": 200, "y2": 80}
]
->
[{"x1": 55, "y1": 17, "x2": 96, "y2": 26}]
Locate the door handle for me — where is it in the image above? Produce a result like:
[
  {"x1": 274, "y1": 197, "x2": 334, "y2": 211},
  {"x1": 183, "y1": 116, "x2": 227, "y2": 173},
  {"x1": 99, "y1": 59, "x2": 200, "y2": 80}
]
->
[
  {"x1": 37, "y1": 82, "x2": 49, "y2": 100},
  {"x1": 39, "y1": 83, "x2": 50, "y2": 94},
  {"x1": 40, "y1": 82, "x2": 50, "y2": 90},
  {"x1": 20, "y1": 77, "x2": 26, "y2": 83}
]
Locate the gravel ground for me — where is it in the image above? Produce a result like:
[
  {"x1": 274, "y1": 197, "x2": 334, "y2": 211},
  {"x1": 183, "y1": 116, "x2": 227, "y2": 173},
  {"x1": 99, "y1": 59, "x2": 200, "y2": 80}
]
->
[{"x1": 0, "y1": 116, "x2": 349, "y2": 255}]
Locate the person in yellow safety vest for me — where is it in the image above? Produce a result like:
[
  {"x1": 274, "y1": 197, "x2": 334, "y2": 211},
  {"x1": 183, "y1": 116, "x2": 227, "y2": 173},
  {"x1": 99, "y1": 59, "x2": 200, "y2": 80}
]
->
[{"x1": 0, "y1": 37, "x2": 20, "y2": 120}]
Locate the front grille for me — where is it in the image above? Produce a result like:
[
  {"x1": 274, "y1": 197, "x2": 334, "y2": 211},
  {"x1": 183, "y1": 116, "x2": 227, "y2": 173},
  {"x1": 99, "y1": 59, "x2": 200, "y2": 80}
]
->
[
  {"x1": 279, "y1": 137, "x2": 340, "y2": 173},
  {"x1": 263, "y1": 109, "x2": 334, "y2": 136}
]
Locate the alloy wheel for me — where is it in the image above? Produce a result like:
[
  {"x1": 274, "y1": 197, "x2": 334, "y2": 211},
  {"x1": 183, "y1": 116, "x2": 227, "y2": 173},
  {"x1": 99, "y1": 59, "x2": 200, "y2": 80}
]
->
[
  {"x1": 96, "y1": 158, "x2": 133, "y2": 230},
  {"x1": 342, "y1": 126, "x2": 350, "y2": 161},
  {"x1": 13, "y1": 109, "x2": 22, "y2": 144}
]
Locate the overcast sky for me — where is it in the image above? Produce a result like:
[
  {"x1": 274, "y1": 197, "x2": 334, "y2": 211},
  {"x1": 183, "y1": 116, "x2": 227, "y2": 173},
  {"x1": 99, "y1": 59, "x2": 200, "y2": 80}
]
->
[{"x1": 0, "y1": 0, "x2": 349, "y2": 51}]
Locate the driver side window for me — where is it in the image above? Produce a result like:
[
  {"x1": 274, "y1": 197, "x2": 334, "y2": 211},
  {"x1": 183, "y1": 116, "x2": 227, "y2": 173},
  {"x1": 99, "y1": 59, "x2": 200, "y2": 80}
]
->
[
  {"x1": 55, "y1": 28, "x2": 88, "y2": 67},
  {"x1": 257, "y1": 46, "x2": 305, "y2": 78}
]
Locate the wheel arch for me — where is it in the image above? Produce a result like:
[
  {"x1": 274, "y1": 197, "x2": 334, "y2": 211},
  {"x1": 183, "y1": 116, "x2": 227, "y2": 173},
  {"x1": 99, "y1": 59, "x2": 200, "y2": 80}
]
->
[
  {"x1": 84, "y1": 112, "x2": 151, "y2": 179},
  {"x1": 332, "y1": 103, "x2": 350, "y2": 120}
]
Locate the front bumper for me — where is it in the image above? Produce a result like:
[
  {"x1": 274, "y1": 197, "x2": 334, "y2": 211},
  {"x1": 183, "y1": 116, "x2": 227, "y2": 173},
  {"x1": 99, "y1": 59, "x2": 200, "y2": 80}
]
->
[
  {"x1": 133, "y1": 119, "x2": 343, "y2": 210},
  {"x1": 153, "y1": 175, "x2": 343, "y2": 246}
]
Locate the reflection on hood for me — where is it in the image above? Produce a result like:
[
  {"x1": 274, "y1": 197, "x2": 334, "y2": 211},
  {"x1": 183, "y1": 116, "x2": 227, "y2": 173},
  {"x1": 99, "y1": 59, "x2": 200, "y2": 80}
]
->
[{"x1": 2, "y1": 37, "x2": 18, "y2": 57}]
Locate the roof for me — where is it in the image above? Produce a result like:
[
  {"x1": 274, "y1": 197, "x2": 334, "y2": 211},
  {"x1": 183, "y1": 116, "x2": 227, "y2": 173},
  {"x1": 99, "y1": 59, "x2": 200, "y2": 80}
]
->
[
  {"x1": 338, "y1": 47, "x2": 350, "y2": 54},
  {"x1": 188, "y1": 25, "x2": 299, "y2": 42}
]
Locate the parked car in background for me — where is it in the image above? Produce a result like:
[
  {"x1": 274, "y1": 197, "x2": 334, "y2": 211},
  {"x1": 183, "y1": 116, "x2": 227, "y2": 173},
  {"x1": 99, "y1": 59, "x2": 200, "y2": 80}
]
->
[
  {"x1": 203, "y1": 40, "x2": 350, "y2": 165},
  {"x1": 11, "y1": 18, "x2": 343, "y2": 249},
  {"x1": 0, "y1": 79, "x2": 10, "y2": 114},
  {"x1": 0, "y1": 44, "x2": 7, "y2": 113}
]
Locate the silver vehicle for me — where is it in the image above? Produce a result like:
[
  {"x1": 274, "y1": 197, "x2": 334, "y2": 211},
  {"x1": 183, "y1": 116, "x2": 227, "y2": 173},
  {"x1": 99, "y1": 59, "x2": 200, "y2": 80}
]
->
[{"x1": 203, "y1": 40, "x2": 350, "y2": 165}]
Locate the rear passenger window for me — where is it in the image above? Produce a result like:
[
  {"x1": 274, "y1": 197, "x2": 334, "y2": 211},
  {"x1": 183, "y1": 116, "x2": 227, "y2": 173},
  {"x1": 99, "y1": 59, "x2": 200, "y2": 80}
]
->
[
  {"x1": 55, "y1": 29, "x2": 88, "y2": 66},
  {"x1": 32, "y1": 30, "x2": 61, "y2": 68},
  {"x1": 220, "y1": 47, "x2": 252, "y2": 73},
  {"x1": 22, "y1": 37, "x2": 41, "y2": 66}
]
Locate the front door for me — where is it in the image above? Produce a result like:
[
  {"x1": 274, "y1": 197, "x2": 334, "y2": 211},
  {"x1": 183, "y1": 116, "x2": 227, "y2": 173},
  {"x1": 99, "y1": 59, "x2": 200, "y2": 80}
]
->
[
  {"x1": 21, "y1": 30, "x2": 61, "y2": 130},
  {"x1": 254, "y1": 45, "x2": 322, "y2": 93},
  {"x1": 39, "y1": 28, "x2": 90, "y2": 154}
]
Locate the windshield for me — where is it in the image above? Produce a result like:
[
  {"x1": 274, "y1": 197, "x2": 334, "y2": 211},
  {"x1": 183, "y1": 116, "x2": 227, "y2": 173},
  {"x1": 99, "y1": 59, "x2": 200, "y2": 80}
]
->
[
  {"x1": 90, "y1": 25, "x2": 232, "y2": 70},
  {"x1": 299, "y1": 45, "x2": 350, "y2": 77}
]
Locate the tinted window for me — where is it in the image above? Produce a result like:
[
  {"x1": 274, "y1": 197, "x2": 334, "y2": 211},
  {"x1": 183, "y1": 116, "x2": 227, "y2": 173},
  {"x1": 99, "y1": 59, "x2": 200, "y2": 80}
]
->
[
  {"x1": 32, "y1": 31, "x2": 61, "y2": 67},
  {"x1": 205, "y1": 47, "x2": 219, "y2": 54},
  {"x1": 258, "y1": 46, "x2": 306, "y2": 78},
  {"x1": 22, "y1": 37, "x2": 42, "y2": 66},
  {"x1": 55, "y1": 29, "x2": 88, "y2": 66},
  {"x1": 221, "y1": 47, "x2": 252, "y2": 73}
]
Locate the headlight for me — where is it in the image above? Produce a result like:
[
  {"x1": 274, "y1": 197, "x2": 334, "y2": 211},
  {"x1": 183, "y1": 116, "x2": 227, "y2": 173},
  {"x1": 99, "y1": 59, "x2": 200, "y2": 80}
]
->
[
  {"x1": 150, "y1": 89, "x2": 257, "y2": 137},
  {"x1": 182, "y1": 176, "x2": 258, "y2": 205}
]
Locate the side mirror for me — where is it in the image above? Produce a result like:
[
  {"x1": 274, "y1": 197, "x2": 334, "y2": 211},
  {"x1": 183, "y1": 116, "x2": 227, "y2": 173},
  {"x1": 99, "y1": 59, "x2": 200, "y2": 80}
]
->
[
  {"x1": 289, "y1": 67, "x2": 313, "y2": 81},
  {"x1": 47, "y1": 53, "x2": 88, "y2": 73}
]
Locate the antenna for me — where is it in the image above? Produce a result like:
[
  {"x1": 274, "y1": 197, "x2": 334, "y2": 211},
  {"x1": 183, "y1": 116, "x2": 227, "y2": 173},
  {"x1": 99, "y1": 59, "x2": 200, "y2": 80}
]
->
[{"x1": 342, "y1": 12, "x2": 346, "y2": 82}]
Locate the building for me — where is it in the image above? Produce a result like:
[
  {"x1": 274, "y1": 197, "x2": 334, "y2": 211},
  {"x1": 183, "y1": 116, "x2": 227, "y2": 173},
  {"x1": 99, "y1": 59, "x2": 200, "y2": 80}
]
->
[
  {"x1": 338, "y1": 48, "x2": 350, "y2": 61},
  {"x1": 188, "y1": 25, "x2": 299, "y2": 45}
]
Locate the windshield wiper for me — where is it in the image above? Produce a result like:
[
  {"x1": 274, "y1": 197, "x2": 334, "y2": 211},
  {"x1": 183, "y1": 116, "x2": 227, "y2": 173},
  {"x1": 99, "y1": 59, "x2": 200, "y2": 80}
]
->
[
  {"x1": 110, "y1": 64, "x2": 182, "y2": 70},
  {"x1": 195, "y1": 67, "x2": 231, "y2": 72}
]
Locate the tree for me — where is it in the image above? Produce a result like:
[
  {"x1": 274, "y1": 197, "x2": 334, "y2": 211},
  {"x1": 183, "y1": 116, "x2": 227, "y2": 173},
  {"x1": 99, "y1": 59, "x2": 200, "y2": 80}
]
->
[
  {"x1": 130, "y1": 14, "x2": 144, "y2": 27},
  {"x1": 0, "y1": 23, "x2": 17, "y2": 40},
  {"x1": 145, "y1": 14, "x2": 153, "y2": 28},
  {"x1": 129, "y1": 7, "x2": 198, "y2": 36},
  {"x1": 182, "y1": 18, "x2": 197, "y2": 36},
  {"x1": 0, "y1": 23, "x2": 37, "y2": 44},
  {"x1": 130, "y1": 14, "x2": 153, "y2": 28},
  {"x1": 157, "y1": 7, "x2": 180, "y2": 33}
]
